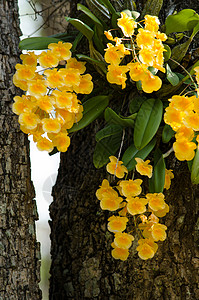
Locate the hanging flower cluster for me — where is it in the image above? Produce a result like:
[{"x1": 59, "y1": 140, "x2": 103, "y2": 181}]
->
[
  {"x1": 96, "y1": 156, "x2": 174, "y2": 260},
  {"x1": 164, "y1": 67, "x2": 199, "y2": 161},
  {"x1": 104, "y1": 13, "x2": 167, "y2": 93},
  {"x1": 12, "y1": 41, "x2": 93, "y2": 152}
]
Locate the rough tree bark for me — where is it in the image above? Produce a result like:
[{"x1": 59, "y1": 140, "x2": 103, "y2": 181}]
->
[
  {"x1": 49, "y1": 0, "x2": 199, "y2": 299},
  {"x1": 36, "y1": 0, "x2": 70, "y2": 36},
  {"x1": 0, "y1": 1, "x2": 41, "y2": 299},
  {"x1": 35, "y1": 0, "x2": 84, "y2": 37}
]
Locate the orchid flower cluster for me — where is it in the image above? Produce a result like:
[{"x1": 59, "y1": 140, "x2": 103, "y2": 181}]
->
[
  {"x1": 164, "y1": 67, "x2": 199, "y2": 161},
  {"x1": 12, "y1": 4, "x2": 199, "y2": 261},
  {"x1": 12, "y1": 41, "x2": 93, "y2": 152},
  {"x1": 104, "y1": 12, "x2": 167, "y2": 93},
  {"x1": 96, "y1": 156, "x2": 174, "y2": 261}
]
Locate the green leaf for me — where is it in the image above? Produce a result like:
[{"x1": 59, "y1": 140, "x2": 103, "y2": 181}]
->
[
  {"x1": 122, "y1": 138, "x2": 156, "y2": 171},
  {"x1": 104, "y1": 107, "x2": 135, "y2": 128},
  {"x1": 134, "y1": 98, "x2": 163, "y2": 150},
  {"x1": 170, "y1": 18, "x2": 199, "y2": 67},
  {"x1": 99, "y1": 0, "x2": 116, "y2": 14},
  {"x1": 48, "y1": 32, "x2": 72, "y2": 39},
  {"x1": 76, "y1": 54, "x2": 106, "y2": 66},
  {"x1": 148, "y1": 67, "x2": 158, "y2": 75},
  {"x1": 85, "y1": 0, "x2": 110, "y2": 23},
  {"x1": 19, "y1": 37, "x2": 62, "y2": 50},
  {"x1": 149, "y1": 149, "x2": 166, "y2": 193},
  {"x1": 111, "y1": 11, "x2": 121, "y2": 28},
  {"x1": 93, "y1": 27, "x2": 105, "y2": 54},
  {"x1": 163, "y1": 44, "x2": 171, "y2": 61},
  {"x1": 170, "y1": 39, "x2": 191, "y2": 67},
  {"x1": 93, "y1": 132, "x2": 122, "y2": 168},
  {"x1": 165, "y1": 9, "x2": 199, "y2": 35},
  {"x1": 77, "y1": 3, "x2": 103, "y2": 31},
  {"x1": 88, "y1": 40, "x2": 107, "y2": 74},
  {"x1": 162, "y1": 124, "x2": 175, "y2": 143},
  {"x1": 65, "y1": 17, "x2": 94, "y2": 41},
  {"x1": 192, "y1": 19, "x2": 199, "y2": 36},
  {"x1": 191, "y1": 148, "x2": 199, "y2": 184},
  {"x1": 77, "y1": 52, "x2": 106, "y2": 75},
  {"x1": 187, "y1": 160, "x2": 193, "y2": 172},
  {"x1": 68, "y1": 95, "x2": 109, "y2": 133},
  {"x1": 166, "y1": 64, "x2": 180, "y2": 86},
  {"x1": 129, "y1": 95, "x2": 147, "y2": 114},
  {"x1": 48, "y1": 32, "x2": 79, "y2": 43},
  {"x1": 71, "y1": 32, "x2": 83, "y2": 51},
  {"x1": 95, "y1": 124, "x2": 123, "y2": 142}
]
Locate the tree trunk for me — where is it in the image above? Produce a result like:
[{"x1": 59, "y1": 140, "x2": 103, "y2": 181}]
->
[
  {"x1": 49, "y1": 0, "x2": 199, "y2": 299},
  {"x1": 37, "y1": 0, "x2": 70, "y2": 36},
  {"x1": 0, "y1": 1, "x2": 41, "y2": 299}
]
